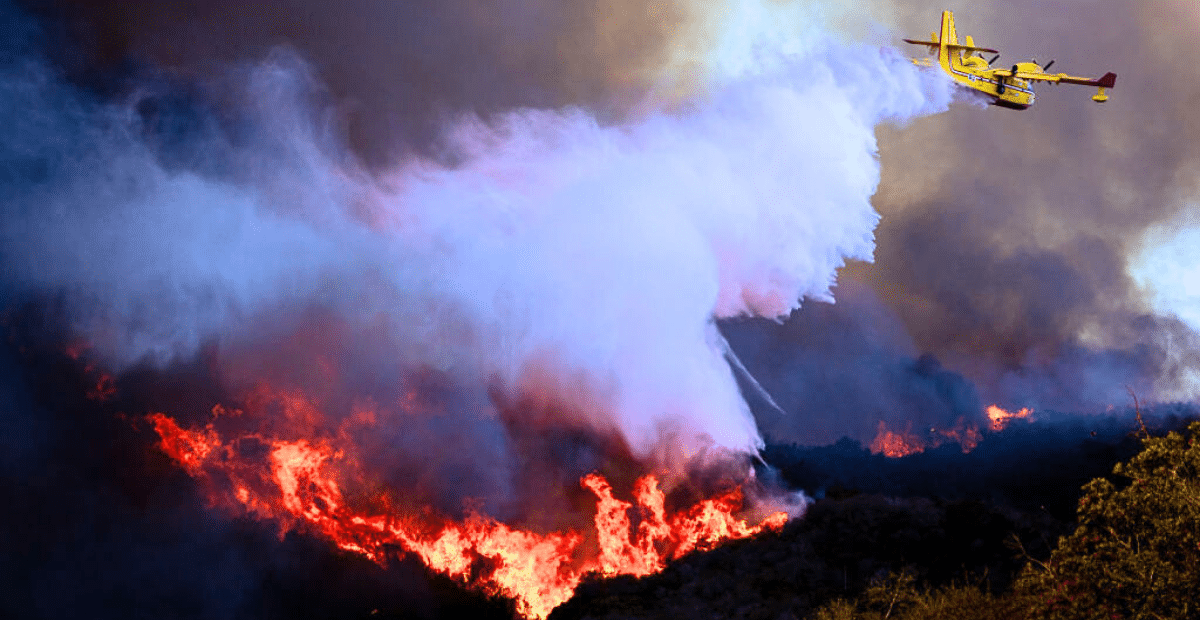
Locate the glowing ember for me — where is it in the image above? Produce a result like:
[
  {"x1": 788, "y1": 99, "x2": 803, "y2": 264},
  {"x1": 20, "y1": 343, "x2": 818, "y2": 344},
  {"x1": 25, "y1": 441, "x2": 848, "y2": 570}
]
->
[
  {"x1": 87, "y1": 372, "x2": 117, "y2": 401},
  {"x1": 65, "y1": 341, "x2": 118, "y2": 401},
  {"x1": 987, "y1": 405, "x2": 1033, "y2": 431},
  {"x1": 938, "y1": 423, "x2": 982, "y2": 453},
  {"x1": 148, "y1": 401, "x2": 788, "y2": 620}
]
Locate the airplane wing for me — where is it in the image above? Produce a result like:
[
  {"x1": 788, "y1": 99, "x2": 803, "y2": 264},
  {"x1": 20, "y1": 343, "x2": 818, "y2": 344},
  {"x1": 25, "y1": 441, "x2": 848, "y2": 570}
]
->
[
  {"x1": 903, "y1": 39, "x2": 1000, "y2": 54},
  {"x1": 1057, "y1": 72, "x2": 1117, "y2": 88},
  {"x1": 992, "y1": 69, "x2": 1117, "y2": 88},
  {"x1": 988, "y1": 68, "x2": 1053, "y2": 81}
]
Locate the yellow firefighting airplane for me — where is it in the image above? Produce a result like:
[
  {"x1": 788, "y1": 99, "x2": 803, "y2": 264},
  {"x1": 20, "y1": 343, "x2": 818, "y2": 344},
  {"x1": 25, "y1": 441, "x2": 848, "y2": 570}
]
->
[{"x1": 904, "y1": 10, "x2": 1116, "y2": 109}]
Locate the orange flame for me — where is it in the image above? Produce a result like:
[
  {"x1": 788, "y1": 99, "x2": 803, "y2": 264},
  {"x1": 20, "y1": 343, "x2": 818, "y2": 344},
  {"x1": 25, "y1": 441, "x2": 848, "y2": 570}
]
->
[
  {"x1": 938, "y1": 423, "x2": 982, "y2": 453},
  {"x1": 868, "y1": 419, "x2": 982, "y2": 458},
  {"x1": 987, "y1": 405, "x2": 1033, "y2": 432},
  {"x1": 870, "y1": 406, "x2": 1032, "y2": 459},
  {"x1": 869, "y1": 421, "x2": 926, "y2": 457},
  {"x1": 147, "y1": 401, "x2": 787, "y2": 620}
]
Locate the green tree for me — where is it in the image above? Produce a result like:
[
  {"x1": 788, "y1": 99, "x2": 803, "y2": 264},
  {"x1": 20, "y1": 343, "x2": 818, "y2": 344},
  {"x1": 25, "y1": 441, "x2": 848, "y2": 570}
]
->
[{"x1": 1018, "y1": 421, "x2": 1200, "y2": 619}]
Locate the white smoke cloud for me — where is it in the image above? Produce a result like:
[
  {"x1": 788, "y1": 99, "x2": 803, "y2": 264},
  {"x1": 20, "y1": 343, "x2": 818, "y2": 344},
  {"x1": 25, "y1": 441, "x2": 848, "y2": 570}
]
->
[
  {"x1": 381, "y1": 45, "x2": 949, "y2": 454},
  {"x1": 0, "y1": 15, "x2": 950, "y2": 459},
  {"x1": 1131, "y1": 207, "x2": 1200, "y2": 332},
  {"x1": 1129, "y1": 206, "x2": 1200, "y2": 401}
]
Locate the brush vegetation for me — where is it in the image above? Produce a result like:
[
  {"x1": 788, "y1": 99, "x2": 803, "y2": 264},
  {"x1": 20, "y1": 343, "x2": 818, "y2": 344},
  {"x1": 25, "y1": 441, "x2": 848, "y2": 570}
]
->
[{"x1": 552, "y1": 417, "x2": 1200, "y2": 620}]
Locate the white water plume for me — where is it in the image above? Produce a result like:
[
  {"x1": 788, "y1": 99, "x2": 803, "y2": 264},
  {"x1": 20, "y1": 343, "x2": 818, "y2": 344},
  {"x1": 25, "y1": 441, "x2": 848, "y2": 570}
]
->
[{"x1": 0, "y1": 21, "x2": 950, "y2": 458}]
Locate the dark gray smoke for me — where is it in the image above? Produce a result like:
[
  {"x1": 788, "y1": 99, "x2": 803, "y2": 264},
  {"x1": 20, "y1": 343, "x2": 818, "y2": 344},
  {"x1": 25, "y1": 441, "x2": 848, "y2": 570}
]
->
[
  {"x1": 733, "y1": 0, "x2": 1200, "y2": 445},
  {"x1": 22, "y1": 0, "x2": 694, "y2": 167}
]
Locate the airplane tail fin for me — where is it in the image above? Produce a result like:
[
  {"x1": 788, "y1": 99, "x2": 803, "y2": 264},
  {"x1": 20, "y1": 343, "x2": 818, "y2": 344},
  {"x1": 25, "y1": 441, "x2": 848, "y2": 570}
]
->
[
  {"x1": 904, "y1": 11, "x2": 997, "y2": 68},
  {"x1": 1092, "y1": 72, "x2": 1116, "y2": 102},
  {"x1": 938, "y1": 10, "x2": 957, "y2": 68}
]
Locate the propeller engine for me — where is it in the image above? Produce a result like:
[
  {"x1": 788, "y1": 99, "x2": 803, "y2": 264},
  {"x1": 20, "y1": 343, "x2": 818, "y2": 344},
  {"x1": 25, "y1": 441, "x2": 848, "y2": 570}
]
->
[{"x1": 997, "y1": 64, "x2": 1018, "y2": 95}]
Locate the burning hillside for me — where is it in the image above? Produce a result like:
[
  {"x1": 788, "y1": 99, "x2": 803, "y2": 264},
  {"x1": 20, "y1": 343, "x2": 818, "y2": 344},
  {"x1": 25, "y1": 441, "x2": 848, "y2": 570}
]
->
[
  {"x1": 146, "y1": 392, "x2": 786, "y2": 620},
  {"x1": 4, "y1": 0, "x2": 1200, "y2": 618}
]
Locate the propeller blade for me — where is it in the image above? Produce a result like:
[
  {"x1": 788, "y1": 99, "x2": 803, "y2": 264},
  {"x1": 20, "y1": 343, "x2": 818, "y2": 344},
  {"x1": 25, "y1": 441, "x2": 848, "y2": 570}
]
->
[
  {"x1": 1043, "y1": 59, "x2": 1055, "y2": 71},
  {"x1": 988, "y1": 54, "x2": 1000, "y2": 65}
]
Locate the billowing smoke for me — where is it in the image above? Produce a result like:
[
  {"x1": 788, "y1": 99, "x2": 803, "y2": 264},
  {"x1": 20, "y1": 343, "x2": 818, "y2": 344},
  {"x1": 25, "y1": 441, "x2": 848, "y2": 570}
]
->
[
  {"x1": 736, "y1": 0, "x2": 1200, "y2": 446},
  {"x1": 23, "y1": 0, "x2": 697, "y2": 167},
  {"x1": 9, "y1": 0, "x2": 1199, "y2": 616},
  {"x1": 0, "y1": 2, "x2": 964, "y2": 614},
  {"x1": 1, "y1": 0, "x2": 949, "y2": 484}
]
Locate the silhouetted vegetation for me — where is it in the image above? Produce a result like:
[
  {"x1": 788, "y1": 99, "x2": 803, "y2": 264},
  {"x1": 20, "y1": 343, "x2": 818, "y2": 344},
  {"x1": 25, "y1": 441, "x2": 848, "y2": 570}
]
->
[
  {"x1": 553, "y1": 411, "x2": 1200, "y2": 620},
  {"x1": 759, "y1": 410, "x2": 1197, "y2": 520},
  {"x1": 810, "y1": 416, "x2": 1200, "y2": 620}
]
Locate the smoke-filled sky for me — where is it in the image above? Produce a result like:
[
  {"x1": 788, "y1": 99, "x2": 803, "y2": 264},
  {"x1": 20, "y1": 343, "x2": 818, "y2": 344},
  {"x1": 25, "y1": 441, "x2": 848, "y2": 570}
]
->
[
  {"x1": 4, "y1": 0, "x2": 1199, "y2": 461},
  {"x1": 2, "y1": 0, "x2": 945, "y2": 468},
  {"x1": 4, "y1": 1, "x2": 1200, "y2": 618},
  {"x1": 726, "y1": 0, "x2": 1200, "y2": 445}
]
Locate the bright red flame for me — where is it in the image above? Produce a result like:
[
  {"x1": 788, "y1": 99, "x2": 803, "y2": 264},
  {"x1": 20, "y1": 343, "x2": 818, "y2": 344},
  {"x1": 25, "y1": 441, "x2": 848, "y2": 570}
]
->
[
  {"x1": 148, "y1": 413, "x2": 219, "y2": 476},
  {"x1": 147, "y1": 390, "x2": 787, "y2": 620}
]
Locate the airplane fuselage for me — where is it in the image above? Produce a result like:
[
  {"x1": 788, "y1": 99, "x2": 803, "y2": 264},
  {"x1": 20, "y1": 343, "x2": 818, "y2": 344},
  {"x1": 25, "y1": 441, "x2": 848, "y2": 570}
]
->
[
  {"x1": 914, "y1": 55, "x2": 1035, "y2": 109},
  {"x1": 951, "y1": 64, "x2": 1035, "y2": 109}
]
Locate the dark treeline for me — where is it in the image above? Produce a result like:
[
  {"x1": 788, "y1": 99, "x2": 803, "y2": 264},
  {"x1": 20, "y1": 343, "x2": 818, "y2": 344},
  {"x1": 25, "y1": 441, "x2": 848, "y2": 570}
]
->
[
  {"x1": 551, "y1": 409, "x2": 1199, "y2": 620},
  {"x1": 759, "y1": 408, "x2": 1198, "y2": 521}
]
